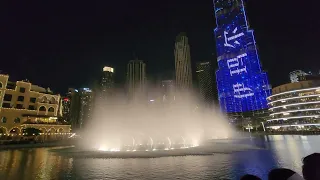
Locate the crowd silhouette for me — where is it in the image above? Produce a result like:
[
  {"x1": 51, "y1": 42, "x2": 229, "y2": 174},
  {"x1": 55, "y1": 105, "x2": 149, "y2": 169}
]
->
[{"x1": 240, "y1": 153, "x2": 320, "y2": 180}]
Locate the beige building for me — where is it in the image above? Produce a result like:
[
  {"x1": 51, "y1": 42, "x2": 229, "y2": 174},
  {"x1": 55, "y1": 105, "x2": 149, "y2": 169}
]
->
[{"x1": 0, "y1": 74, "x2": 71, "y2": 137}]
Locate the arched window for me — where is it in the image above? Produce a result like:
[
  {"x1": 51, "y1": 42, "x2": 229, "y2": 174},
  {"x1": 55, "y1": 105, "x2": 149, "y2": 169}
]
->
[
  {"x1": 41, "y1": 96, "x2": 48, "y2": 103},
  {"x1": 39, "y1": 106, "x2": 46, "y2": 112},
  {"x1": 48, "y1": 107, "x2": 54, "y2": 112},
  {"x1": 1, "y1": 117, "x2": 6, "y2": 123},
  {"x1": 0, "y1": 82, "x2": 3, "y2": 88},
  {"x1": 14, "y1": 117, "x2": 20, "y2": 123},
  {"x1": 50, "y1": 97, "x2": 56, "y2": 104}
]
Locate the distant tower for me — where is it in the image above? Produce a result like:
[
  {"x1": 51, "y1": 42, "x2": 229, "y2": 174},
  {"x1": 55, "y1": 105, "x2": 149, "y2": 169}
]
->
[
  {"x1": 174, "y1": 32, "x2": 193, "y2": 91},
  {"x1": 196, "y1": 61, "x2": 214, "y2": 107},
  {"x1": 289, "y1": 70, "x2": 308, "y2": 83},
  {"x1": 100, "y1": 66, "x2": 114, "y2": 99},
  {"x1": 127, "y1": 59, "x2": 146, "y2": 102}
]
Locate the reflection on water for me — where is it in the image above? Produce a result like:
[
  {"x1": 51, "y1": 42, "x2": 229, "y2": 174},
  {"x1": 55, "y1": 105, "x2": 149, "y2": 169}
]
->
[{"x1": 0, "y1": 135, "x2": 319, "y2": 180}]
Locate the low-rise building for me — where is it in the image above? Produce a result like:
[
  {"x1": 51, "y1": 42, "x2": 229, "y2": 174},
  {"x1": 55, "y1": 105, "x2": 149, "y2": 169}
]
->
[
  {"x1": 265, "y1": 80, "x2": 320, "y2": 131},
  {"x1": 0, "y1": 74, "x2": 71, "y2": 139}
]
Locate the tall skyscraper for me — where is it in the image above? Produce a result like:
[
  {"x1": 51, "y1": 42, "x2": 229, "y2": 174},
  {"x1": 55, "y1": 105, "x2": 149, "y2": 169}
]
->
[
  {"x1": 78, "y1": 88, "x2": 93, "y2": 129},
  {"x1": 196, "y1": 62, "x2": 214, "y2": 107},
  {"x1": 174, "y1": 32, "x2": 193, "y2": 91},
  {"x1": 213, "y1": 0, "x2": 271, "y2": 113},
  {"x1": 127, "y1": 59, "x2": 146, "y2": 102},
  {"x1": 100, "y1": 66, "x2": 114, "y2": 99}
]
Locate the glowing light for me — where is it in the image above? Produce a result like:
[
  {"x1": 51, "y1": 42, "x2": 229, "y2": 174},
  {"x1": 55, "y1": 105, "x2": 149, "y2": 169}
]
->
[
  {"x1": 267, "y1": 115, "x2": 320, "y2": 122},
  {"x1": 270, "y1": 108, "x2": 320, "y2": 116},
  {"x1": 152, "y1": 148, "x2": 157, "y2": 151},
  {"x1": 269, "y1": 101, "x2": 320, "y2": 110},
  {"x1": 103, "y1": 66, "x2": 114, "y2": 72},
  {"x1": 149, "y1": 100, "x2": 155, "y2": 102},
  {"x1": 268, "y1": 87, "x2": 320, "y2": 99},
  {"x1": 268, "y1": 94, "x2": 320, "y2": 104}
]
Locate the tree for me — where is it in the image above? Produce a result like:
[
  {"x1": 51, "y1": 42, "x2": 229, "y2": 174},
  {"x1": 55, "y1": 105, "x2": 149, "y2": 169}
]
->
[{"x1": 23, "y1": 128, "x2": 41, "y2": 136}]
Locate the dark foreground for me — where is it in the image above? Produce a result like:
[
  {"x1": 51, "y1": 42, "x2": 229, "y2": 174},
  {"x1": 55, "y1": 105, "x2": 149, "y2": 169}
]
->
[{"x1": 0, "y1": 135, "x2": 319, "y2": 180}]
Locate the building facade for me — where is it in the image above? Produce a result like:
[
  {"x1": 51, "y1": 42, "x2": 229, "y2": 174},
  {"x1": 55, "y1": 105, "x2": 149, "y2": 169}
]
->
[
  {"x1": 0, "y1": 74, "x2": 71, "y2": 137},
  {"x1": 100, "y1": 66, "x2": 114, "y2": 99},
  {"x1": 174, "y1": 32, "x2": 193, "y2": 91},
  {"x1": 78, "y1": 88, "x2": 93, "y2": 129},
  {"x1": 196, "y1": 61, "x2": 214, "y2": 107},
  {"x1": 289, "y1": 70, "x2": 308, "y2": 83},
  {"x1": 213, "y1": 0, "x2": 271, "y2": 113},
  {"x1": 265, "y1": 80, "x2": 320, "y2": 131},
  {"x1": 127, "y1": 59, "x2": 146, "y2": 102}
]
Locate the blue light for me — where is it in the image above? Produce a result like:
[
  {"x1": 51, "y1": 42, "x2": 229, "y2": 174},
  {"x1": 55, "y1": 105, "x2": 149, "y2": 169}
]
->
[{"x1": 213, "y1": 0, "x2": 271, "y2": 113}]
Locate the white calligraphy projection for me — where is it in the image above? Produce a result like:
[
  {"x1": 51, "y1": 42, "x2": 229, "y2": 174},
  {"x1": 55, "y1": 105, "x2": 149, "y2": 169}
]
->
[
  {"x1": 223, "y1": 27, "x2": 244, "y2": 48},
  {"x1": 233, "y1": 83, "x2": 254, "y2": 98},
  {"x1": 226, "y1": 53, "x2": 247, "y2": 76}
]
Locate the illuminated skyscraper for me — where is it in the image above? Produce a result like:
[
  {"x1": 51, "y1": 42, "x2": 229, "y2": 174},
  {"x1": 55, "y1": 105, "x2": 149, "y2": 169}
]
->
[
  {"x1": 196, "y1": 62, "x2": 214, "y2": 107},
  {"x1": 100, "y1": 66, "x2": 114, "y2": 99},
  {"x1": 214, "y1": 0, "x2": 271, "y2": 113},
  {"x1": 174, "y1": 32, "x2": 193, "y2": 91},
  {"x1": 127, "y1": 59, "x2": 146, "y2": 102}
]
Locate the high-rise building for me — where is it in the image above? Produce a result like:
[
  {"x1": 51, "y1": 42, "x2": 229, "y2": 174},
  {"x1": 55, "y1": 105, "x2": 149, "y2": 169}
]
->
[
  {"x1": 78, "y1": 88, "x2": 93, "y2": 129},
  {"x1": 289, "y1": 70, "x2": 308, "y2": 83},
  {"x1": 213, "y1": 0, "x2": 271, "y2": 113},
  {"x1": 100, "y1": 66, "x2": 114, "y2": 99},
  {"x1": 127, "y1": 59, "x2": 146, "y2": 102},
  {"x1": 196, "y1": 62, "x2": 214, "y2": 107},
  {"x1": 174, "y1": 32, "x2": 193, "y2": 91}
]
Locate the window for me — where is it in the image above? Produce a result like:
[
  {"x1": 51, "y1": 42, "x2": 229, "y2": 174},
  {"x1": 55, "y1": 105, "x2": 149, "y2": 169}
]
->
[
  {"x1": 1, "y1": 117, "x2": 6, "y2": 123},
  {"x1": 14, "y1": 117, "x2": 20, "y2": 123},
  {"x1": 0, "y1": 82, "x2": 2, "y2": 88},
  {"x1": 16, "y1": 104, "x2": 23, "y2": 109},
  {"x1": 39, "y1": 106, "x2": 46, "y2": 111},
  {"x1": 19, "y1": 87, "x2": 26, "y2": 93},
  {"x1": 17, "y1": 96, "x2": 24, "y2": 102},
  {"x1": 3, "y1": 94, "x2": 12, "y2": 101},
  {"x1": 2, "y1": 103, "x2": 10, "y2": 108},
  {"x1": 48, "y1": 107, "x2": 54, "y2": 112},
  {"x1": 28, "y1": 105, "x2": 35, "y2": 110},
  {"x1": 30, "y1": 97, "x2": 36, "y2": 103}
]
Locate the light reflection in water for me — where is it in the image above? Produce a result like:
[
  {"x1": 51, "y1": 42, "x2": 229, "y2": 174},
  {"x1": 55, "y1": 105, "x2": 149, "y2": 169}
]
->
[{"x1": 0, "y1": 135, "x2": 319, "y2": 180}]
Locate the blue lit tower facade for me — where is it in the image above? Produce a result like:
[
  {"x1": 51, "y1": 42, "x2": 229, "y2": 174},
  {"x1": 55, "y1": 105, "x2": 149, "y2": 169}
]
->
[{"x1": 214, "y1": 0, "x2": 271, "y2": 113}]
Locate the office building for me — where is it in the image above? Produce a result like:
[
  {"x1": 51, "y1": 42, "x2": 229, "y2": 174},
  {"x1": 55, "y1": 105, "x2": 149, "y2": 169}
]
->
[
  {"x1": 196, "y1": 61, "x2": 214, "y2": 107},
  {"x1": 174, "y1": 32, "x2": 193, "y2": 91},
  {"x1": 265, "y1": 80, "x2": 320, "y2": 131},
  {"x1": 127, "y1": 59, "x2": 146, "y2": 102},
  {"x1": 213, "y1": 0, "x2": 271, "y2": 113},
  {"x1": 100, "y1": 66, "x2": 114, "y2": 99},
  {"x1": 78, "y1": 88, "x2": 93, "y2": 129},
  {"x1": 289, "y1": 70, "x2": 308, "y2": 83},
  {"x1": 0, "y1": 74, "x2": 71, "y2": 137}
]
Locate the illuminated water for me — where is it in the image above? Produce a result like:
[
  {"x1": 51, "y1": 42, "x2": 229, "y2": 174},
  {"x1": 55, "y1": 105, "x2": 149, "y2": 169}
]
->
[{"x1": 0, "y1": 135, "x2": 319, "y2": 180}]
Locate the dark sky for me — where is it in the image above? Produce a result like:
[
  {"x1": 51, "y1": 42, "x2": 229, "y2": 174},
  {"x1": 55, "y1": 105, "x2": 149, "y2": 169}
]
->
[{"x1": 1, "y1": 0, "x2": 319, "y2": 93}]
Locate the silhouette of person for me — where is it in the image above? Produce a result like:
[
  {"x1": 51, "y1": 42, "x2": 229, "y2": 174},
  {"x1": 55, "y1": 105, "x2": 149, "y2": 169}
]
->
[
  {"x1": 268, "y1": 168, "x2": 304, "y2": 180},
  {"x1": 240, "y1": 174, "x2": 262, "y2": 180},
  {"x1": 302, "y1": 153, "x2": 320, "y2": 180}
]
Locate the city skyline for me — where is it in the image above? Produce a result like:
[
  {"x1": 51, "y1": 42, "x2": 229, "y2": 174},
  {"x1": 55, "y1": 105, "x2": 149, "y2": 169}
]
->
[{"x1": 1, "y1": 0, "x2": 319, "y2": 94}]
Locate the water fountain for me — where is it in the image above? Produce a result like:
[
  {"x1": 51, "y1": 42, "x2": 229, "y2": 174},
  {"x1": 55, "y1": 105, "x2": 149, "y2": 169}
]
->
[{"x1": 55, "y1": 91, "x2": 256, "y2": 158}]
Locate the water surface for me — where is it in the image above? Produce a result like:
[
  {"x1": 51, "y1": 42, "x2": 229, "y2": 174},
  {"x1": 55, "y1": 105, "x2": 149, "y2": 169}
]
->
[{"x1": 0, "y1": 135, "x2": 319, "y2": 180}]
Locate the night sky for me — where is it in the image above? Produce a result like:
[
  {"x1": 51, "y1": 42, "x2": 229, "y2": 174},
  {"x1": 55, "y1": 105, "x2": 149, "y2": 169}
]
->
[{"x1": 1, "y1": 0, "x2": 319, "y2": 94}]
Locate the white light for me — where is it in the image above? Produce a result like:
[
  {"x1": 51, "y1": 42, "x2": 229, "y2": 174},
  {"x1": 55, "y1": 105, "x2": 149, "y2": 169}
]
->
[
  {"x1": 103, "y1": 66, "x2": 114, "y2": 72},
  {"x1": 132, "y1": 149, "x2": 136, "y2": 152},
  {"x1": 268, "y1": 94, "x2": 320, "y2": 104},
  {"x1": 283, "y1": 112, "x2": 290, "y2": 116},
  {"x1": 98, "y1": 146, "x2": 108, "y2": 151},
  {"x1": 149, "y1": 100, "x2": 155, "y2": 102},
  {"x1": 267, "y1": 115, "x2": 320, "y2": 122},
  {"x1": 269, "y1": 101, "x2": 320, "y2": 110},
  {"x1": 170, "y1": 148, "x2": 175, "y2": 150},
  {"x1": 267, "y1": 123, "x2": 320, "y2": 128},
  {"x1": 164, "y1": 148, "x2": 169, "y2": 150},
  {"x1": 270, "y1": 108, "x2": 320, "y2": 116},
  {"x1": 152, "y1": 148, "x2": 157, "y2": 151},
  {"x1": 268, "y1": 87, "x2": 320, "y2": 99}
]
